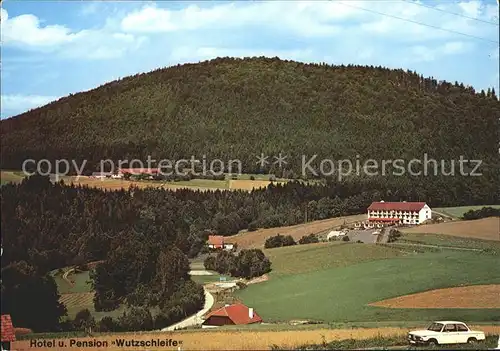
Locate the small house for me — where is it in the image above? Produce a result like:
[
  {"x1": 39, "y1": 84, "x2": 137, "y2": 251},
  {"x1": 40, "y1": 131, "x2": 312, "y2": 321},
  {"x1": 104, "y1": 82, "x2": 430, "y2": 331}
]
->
[
  {"x1": 202, "y1": 303, "x2": 262, "y2": 327},
  {"x1": 1, "y1": 315, "x2": 15, "y2": 351},
  {"x1": 207, "y1": 235, "x2": 234, "y2": 251},
  {"x1": 118, "y1": 168, "x2": 160, "y2": 176},
  {"x1": 326, "y1": 231, "x2": 345, "y2": 240},
  {"x1": 91, "y1": 172, "x2": 111, "y2": 179}
]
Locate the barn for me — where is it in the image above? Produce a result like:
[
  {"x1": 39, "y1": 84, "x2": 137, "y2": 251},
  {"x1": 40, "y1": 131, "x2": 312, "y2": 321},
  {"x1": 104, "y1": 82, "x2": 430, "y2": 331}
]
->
[{"x1": 202, "y1": 303, "x2": 262, "y2": 327}]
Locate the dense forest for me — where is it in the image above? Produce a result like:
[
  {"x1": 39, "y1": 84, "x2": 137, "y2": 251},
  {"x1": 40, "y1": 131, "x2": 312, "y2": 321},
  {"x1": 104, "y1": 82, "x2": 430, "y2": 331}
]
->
[{"x1": 1, "y1": 57, "x2": 498, "y2": 180}]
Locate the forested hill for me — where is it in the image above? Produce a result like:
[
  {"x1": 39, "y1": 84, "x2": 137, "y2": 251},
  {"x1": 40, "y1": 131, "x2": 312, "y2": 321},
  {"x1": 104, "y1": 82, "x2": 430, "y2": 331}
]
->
[{"x1": 1, "y1": 56, "x2": 499, "y2": 176}]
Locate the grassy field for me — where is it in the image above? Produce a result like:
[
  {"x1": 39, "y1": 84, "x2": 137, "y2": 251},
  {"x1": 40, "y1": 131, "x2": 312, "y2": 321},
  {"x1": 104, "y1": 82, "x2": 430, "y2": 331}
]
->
[
  {"x1": 53, "y1": 270, "x2": 92, "y2": 294},
  {"x1": 263, "y1": 242, "x2": 404, "y2": 276},
  {"x1": 12, "y1": 326, "x2": 500, "y2": 350},
  {"x1": 229, "y1": 214, "x2": 366, "y2": 249},
  {"x1": 0, "y1": 170, "x2": 290, "y2": 191},
  {"x1": 397, "y1": 232, "x2": 500, "y2": 252},
  {"x1": 236, "y1": 242, "x2": 500, "y2": 323},
  {"x1": 434, "y1": 205, "x2": 500, "y2": 218},
  {"x1": 190, "y1": 272, "x2": 232, "y2": 285},
  {"x1": 52, "y1": 268, "x2": 129, "y2": 320},
  {"x1": 402, "y1": 217, "x2": 500, "y2": 241},
  {"x1": 0, "y1": 170, "x2": 25, "y2": 184}
]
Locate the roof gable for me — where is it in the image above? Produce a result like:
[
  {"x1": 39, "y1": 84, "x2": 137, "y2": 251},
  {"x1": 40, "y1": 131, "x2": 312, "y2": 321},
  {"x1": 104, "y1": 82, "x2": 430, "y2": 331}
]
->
[
  {"x1": 205, "y1": 303, "x2": 262, "y2": 324},
  {"x1": 368, "y1": 202, "x2": 427, "y2": 211},
  {"x1": 118, "y1": 168, "x2": 159, "y2": 174},
  {"x1": 208, "y1": 235, "x2": 224, "y2": 246},
  {"x1": 1, "y1": 315, "x2": 16, "y2": 342}
]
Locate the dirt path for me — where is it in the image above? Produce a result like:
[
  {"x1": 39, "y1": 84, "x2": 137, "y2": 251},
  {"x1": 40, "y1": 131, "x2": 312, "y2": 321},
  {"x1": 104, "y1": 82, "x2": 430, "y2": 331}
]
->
[
  {"x1": 386, "y1": 242, "x2": 483, "y2": 251},
  {"x1": 62, "y1": 268, "x2": 75, "y2": 288}
]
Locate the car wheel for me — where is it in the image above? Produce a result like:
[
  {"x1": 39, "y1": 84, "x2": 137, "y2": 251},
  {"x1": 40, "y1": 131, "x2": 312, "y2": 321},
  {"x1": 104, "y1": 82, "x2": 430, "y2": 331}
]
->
[
  {"x1": 427, "y1": 339, "x2": 438, "y2": 347},
  {"x1": 467, "y1": 337, "x2": 477, "y2": 344}
]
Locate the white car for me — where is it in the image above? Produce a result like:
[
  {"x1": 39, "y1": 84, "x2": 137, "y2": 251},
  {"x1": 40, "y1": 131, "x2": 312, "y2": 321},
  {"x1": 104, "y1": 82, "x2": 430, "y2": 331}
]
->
[{"x1": 408, "y1": 321, "x2": 485, "y2": 346}]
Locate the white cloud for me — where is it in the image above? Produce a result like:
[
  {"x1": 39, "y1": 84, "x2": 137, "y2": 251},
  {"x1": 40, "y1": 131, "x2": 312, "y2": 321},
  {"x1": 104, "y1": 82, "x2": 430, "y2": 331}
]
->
[
  {"x1": 408, "y1": 41, "x2": 472, "y2": 62},
  {"x1": 1, "y1": 95, "x2": 58, "y2": 116},
  {"x1": 119, "y1": 1, "x2": 498, "y2": 44},
  {"x1": 0, "y1": 8, "x2": 146, "y2": 59},
  {"x1": 0, "y1": 8, "x2": 78, "y2": 47}
]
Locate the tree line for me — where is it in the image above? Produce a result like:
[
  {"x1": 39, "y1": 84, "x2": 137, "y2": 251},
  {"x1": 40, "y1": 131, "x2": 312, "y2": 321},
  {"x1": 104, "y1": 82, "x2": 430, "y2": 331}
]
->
[
  {"x1": 204, "y1": 249, "x2": 271, "y2": 279},
  {"x1": 462, "y1": 207, "x2": 500, "y2": 220}
]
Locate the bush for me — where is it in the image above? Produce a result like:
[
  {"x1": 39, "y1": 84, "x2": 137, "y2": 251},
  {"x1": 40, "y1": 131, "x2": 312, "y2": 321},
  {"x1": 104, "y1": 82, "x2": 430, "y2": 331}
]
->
[
  {"x1": 299, "y1": 234, "x2": 319, "y2": 245},
  {"x1": 98, "y1": 316, "x2": 119, "y2": 332},
  {"x1": 342, "y1": 235, "x2": 350, "y2": 242},
  {"x1": 462, "y1": 207, "x2": 500, "y2": 220},
  {"x1": 118, "y1": 307, "x2": 154, "y2": 332},
  {"x1": 14, "y1": 328, "x2": 33, "y2": 337},
  {"x1": 387, "y1": 229, "x2": 402, "y2": 243},
  {"x1": 264, "y1": 234, "x2": 296, "y2": 248},
  {"x1": 205, "y1": 249, "x2": 271, "y2": 279},
  {"x1": 248, "y1": 221, "x2": 258, "y2": 232},
  {"x1": 250, "y1": 176, "x2": 255, "y2": 180},
  {"x1": 72, "y1": 309, "x2": 96, "y2": 332}
]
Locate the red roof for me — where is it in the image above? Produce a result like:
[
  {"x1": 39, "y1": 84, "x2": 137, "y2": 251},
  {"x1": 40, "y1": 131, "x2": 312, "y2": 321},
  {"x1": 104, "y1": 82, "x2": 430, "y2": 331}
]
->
[
  {"x1": 204, "y1": 303, "x2": 262, "y2": 325},
  {"x1": 1, "y1": 315, "x2": 16, "y2": 342},
  {"x1": 368, "y1": 218, "x2": 401, "y2": 222},
  {"x1": 118, "y1": 168, "x2": 159, "y2": 174},
  {"x1": 368, "y1": 202, "x2": 426, "y2": 212},
  {"x1": 208, "y1": 235, "x2": 224, "y2": 246}
]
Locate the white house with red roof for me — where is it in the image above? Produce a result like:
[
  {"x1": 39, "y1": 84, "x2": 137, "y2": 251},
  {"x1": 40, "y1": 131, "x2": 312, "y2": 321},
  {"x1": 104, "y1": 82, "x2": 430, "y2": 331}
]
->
[
  {"x1": 367, "y1": 201, "x2": 431, "y2": 225},
  {"x1": 1, "y1": 314, "x2": 15, "y2": 350},
  {"x1": 202, "y1": 303, "x2": 262, "y2": 327},
  {"x1": 207, "y1": 235, "x2": 234, "y2": 250}
]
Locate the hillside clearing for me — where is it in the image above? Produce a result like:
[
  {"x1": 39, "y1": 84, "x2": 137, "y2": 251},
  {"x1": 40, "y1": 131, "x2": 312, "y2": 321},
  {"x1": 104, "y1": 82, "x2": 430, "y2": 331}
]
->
[
  {"x1": 401, "y1": 217, "x2": 500, "y2": 241},
  {"x1": 236, "y1": 250, "x2": 500, "y2": 323},
  {"x1": 397, "y1": 232, "x2": 500, "y2": 252},
  {"x1": 0, "y1": 170, "x2": 25, "y2": 184},
  {"x1": 264, "y1": 242, "x2": 405, "y2": 276},
  {"x1": 370, "y1": 285, "x2": 500, "y2": 309},
  {"x1": 0, "y1": 171, "x2": 290, "y2": 192},
  {"x1": 229, "y1": 214, "x2": 366, "y2": 249},
  {"x1": 434, "y1": 205, "x2": 500, "y2": 218}
]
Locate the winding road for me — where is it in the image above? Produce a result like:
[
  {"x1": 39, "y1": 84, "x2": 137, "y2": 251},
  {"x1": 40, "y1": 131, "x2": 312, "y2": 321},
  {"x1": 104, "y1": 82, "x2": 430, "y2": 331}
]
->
[{"x1": 160, "y1": 273, "x2": 215, "y2": 331}]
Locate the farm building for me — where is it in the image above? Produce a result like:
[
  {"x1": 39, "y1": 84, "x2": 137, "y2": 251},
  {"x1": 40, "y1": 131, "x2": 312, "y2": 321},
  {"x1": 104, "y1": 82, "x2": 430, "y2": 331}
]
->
[
  {"x1": 91, "y1": 172, "x2": 112, "y2": 179},
  {"x1": 207, "y1": 235, "x2": 234, "y2": 250},
  {"x1": 202, "y1": 303, "x2": 262, "y2": 327},
  {"x1": 1, "y1": 314, "x2": 15, "y2": 351},
  {"x1": 118, "y1": 168, "x2": 160, "y2": 176},
  {"x1": 327, "y1": 231, "x2": 345, "y2": 240},
  {"x1": 367, "y1": 201, "x2": 431, "y2": 225}
]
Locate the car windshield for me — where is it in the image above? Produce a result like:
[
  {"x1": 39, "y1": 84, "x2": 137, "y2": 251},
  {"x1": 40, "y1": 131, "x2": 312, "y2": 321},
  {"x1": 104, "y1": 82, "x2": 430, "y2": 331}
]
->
[{"x1": 427, "y1": 323, "x2": 444, "y2": 332}]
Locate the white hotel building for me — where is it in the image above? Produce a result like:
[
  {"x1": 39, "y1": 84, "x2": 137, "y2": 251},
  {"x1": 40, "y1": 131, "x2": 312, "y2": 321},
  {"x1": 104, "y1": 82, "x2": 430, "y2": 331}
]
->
[{"x1": 367, "y1": 201, "x2": 432, "y2": 225}]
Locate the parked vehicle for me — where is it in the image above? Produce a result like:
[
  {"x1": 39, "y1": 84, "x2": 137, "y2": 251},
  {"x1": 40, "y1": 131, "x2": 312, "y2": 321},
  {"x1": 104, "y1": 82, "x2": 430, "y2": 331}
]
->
[{"x1": 408, "y1": 321, "x2": 485, "y2": 346}]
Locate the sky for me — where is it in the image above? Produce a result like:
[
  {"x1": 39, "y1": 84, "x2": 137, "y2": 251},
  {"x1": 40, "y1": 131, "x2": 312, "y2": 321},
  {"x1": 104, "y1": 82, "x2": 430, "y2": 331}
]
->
[{"x1": 1, "y1": 0, "x2": 499, "y2": 119}]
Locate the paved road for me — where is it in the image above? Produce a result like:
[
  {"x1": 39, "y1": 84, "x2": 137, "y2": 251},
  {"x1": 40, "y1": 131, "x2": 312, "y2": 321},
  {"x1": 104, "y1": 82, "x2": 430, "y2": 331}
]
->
[
  {"x1": 347, "y1": 229, "x2": 379, "y2": 243},
  {"x1": 161, "y1": 287, "x2": 214, "y2": 331}
]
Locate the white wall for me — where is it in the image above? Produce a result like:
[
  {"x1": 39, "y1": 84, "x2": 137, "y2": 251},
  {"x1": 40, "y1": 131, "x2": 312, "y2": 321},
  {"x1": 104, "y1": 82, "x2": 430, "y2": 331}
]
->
[{"x1": 418, "y1": 204, "x2": 432, "y2": 223}]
